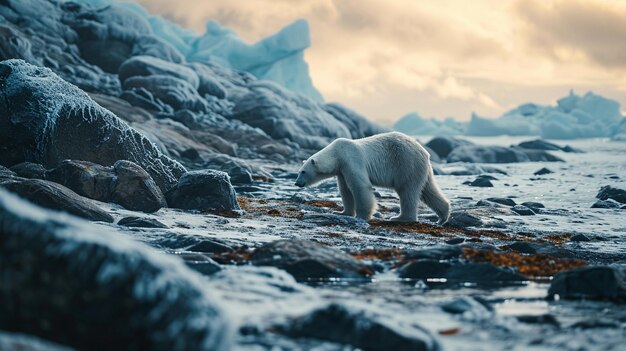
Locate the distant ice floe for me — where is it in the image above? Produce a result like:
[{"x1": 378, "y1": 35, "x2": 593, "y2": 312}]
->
[
  {"x1": 70, "y1": 0, "x2": 323, "y2": 102},
  {"x1": 396, "y1": 91, "x2": 626, "y2": 140}
]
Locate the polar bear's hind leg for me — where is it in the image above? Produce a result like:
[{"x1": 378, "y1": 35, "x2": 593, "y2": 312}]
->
[{"x1": 336, "y1": 174, "x2": 356, "y2": 216}]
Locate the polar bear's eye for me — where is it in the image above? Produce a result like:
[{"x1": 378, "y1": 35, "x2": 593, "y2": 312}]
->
[{"x1": 301, "y1": 171, "x2": 306, "y2": 174}]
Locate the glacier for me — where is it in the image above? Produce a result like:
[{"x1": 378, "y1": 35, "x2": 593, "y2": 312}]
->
[{"x1": 69, "y1": 0, "x2": 323, "y2": 102}]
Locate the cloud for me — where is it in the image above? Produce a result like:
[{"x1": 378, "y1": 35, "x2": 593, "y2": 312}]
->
[{"x1": 133, "y1": 0, "x2": 626, "y2": 123}]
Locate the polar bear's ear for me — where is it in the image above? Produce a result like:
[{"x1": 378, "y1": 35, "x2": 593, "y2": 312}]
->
[{"x1": 311, "y1": 159, "x2": 316, "y2": 165}]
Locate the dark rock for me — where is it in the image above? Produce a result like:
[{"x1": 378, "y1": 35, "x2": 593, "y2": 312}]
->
[
  {"x1": 447, "y1": 145, "x2": 530, "y2": 163},
  {"x1": 562, "y1": 145, "x2": 583, "y2": 153},
  {"x1": 512, "y1": 205, "x2": 535, "y2": 216},
  {"x1": 187, "y1": 240, "x2": 234, "y2": 254},
  {"x1": 520, "y1": 149, "x2": 565, "y2": 162},
  {"x1": 203, "y1": 155, "x2": 255, "y2": 185},
  {"x1": 178, "y1": 253, "x2": 222, "y2": 276},
  {"x1": 596, "y1": 185, "x2": 626, "y2": 204},
  {"x1": 570, "y1": 234, "x2": 591, "y2": 242},
  {"x1": 0, "y1": 190, "x2": 231, "y2": 351},
  {"x1": 445, "y1": 238, "x2": 465, "y2": 245},
  {"x1": 118, "y1": 216, "x2": 167, "y2": 228},
  {"x1": 467, "y1": 175, "x2": 494, "y2": 187},
  {"x1": 591, "y1": 199, "x2": 622, "y2": 209},
  {"x1": 570, "y1": 319, "x2": 620, "y2": 329},
  {"x1": 548, "y1": 266, "x2": 626, "y2": 302},
  {"x1": 281, "y1": 303, "x2": 439, "y2": 351},
  {"x1": 46, "y1": 160, "x2": 166, "y2": 213},
  {"x1": 118, "y1": 55, "x2": 199, "y2": 88},
  {"x1": 425, "y1": 137, "x2": 473, "y2": 159},
  {"x1": 405, "y1": 246, "x2": 463, "y2": 260},
  {"x1": 486, "y1": 197, "x2": 516, "y2": 206},
  {"x1": 504, "y1": 242, "x2": 575, "y2": 259},
  {"x1": 0, "y1": 60, "x2": 185, "y2": 193},
  {"x1": 250, "y1": 240, "x2": 371, "y2": 281},
  {"x1": 123, "y1": 75, "x2": 208, "y2": 113},
  {"x1": 534, "y1": 167, "x2": 554, "y2": 176},
  {"x1": 398, "y1": 260, "x2": 526, "y2": 285},
  {"x1": 445, "y1": 211, "x2": 483, "y2": 228},
  {"x1": 516, "y1": 314, "x2": 560, "y2": 327},
  {"x1": 166, "y1": 170, "x2": 239, "y2": 211},
  {"x1": 518, "y1": 139, "x2": 562, "y2": 151},
  {"x1": 9, "y1": 162, "x2": 46, "y2": 179},
  {"x1": 441, "y1": 297, "x2": 491, "y2": 315},
  {"x1": 0, "y1": 178, "x2": 113, "y2": 222},
  {"x1": 0, "y1": 166, "x2": 16, "y2": 179},
  {"x1": 180, "y1": 148, "x2": 201, "y2": 160},
  {"x1": 521, "y1": 202, "x2": 545, "y2": 210},
  {"x1": 323, "y1": 103, "x2": 388, "y2": 139}
]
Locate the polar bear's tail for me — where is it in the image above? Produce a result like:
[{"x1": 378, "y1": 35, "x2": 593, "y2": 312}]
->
[{"x1": 421, "y1": 171, "x2": 450, "y2": 225}]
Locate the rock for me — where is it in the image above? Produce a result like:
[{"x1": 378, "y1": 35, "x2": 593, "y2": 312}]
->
[
  {"x1": 486, "y1": 197, "x2": 516, "y2": 206},
  {"x1": 9, "y1": 162, "x2": 46, "y2": 179},
  {"x1": 0, "y1": 189, "x2": 231, "y2": 351},
  {"x1": 425, "y1": 137, "x2": 473, "y2": 159},
  {"x1": 202, "y1": 154, "x2": 255, "y2": 185},
  {"x1": 118, "y1": 216, "x2": 168, "y2": 228},
  {"x1": 0, "y1": 60, "x2": 185, "y2": 193},
  {"x1": 521, "y1": 202, "x2": 545, "y2": 210},
  {"x1": 0, "y1": 178, "x2": 113, "y2": 222},
  {"x1": 591, "y1": 199, "x2": 622, "y2": 209},
  {"x1": 520, "y1": 149, "x2": 565, "y2": 162},
  {"x1": 534, "y1": 167, "x2": 554, "y2": 176},
  {"x1": 423, "y1": 146, "x2": 441, "y2": 163},
  {"x1": 562, "y1": 145, "x2": 584, "y2": 153},
  {"x1": 166, "y1": 170, "x2": 240, "y2": 211},
  {"x1": 517, "y1": 139, "x2": 562, "y2": 151},
  {"x1": 512, "y1": 205, "x2": 535, "y2": 216},
  {"x1": 570, "y1": 234, "x2": 591, "y2": 242},
  {"x1": 441, "y1": 297, "x2": 491, "y2": 315},
  {"x1": 398, "y1": 260, "x2": 526, "y2": 285},
  {"x1": 179, "y1": 253, "x2": 222, "y2": 276},
  {"x1": 250, "y1": 240, "x2": 372, "y2": 281},
  {"x1": 323, "y1": 103, "x2": 388, "y2": 139},
  {"x1": 281, "y1": 303, "x2": 439, "y2": 351},
  {"x1": 445, "y1": 211, "x2": 483, "y2": 228},
  {"x1": 445, "y1": 238, "x2": 465, "y2": 245},
  {"x1": 186, "y1": 240, "x2": 234, "y2": 254},
  {"x1": 548, "y1": 266, "x2": 626, "y2": 302},
  {"x1": 46, "y1": 160, "x2": 166, "y2": 213},
  {"x1": 180, "y1": 148, "x2": 201, "y2": 160},
  {"x1": 123, "y1": 75, "x2": 208, "y2": 113},
  {"x1": 596, "y1": 185, "x2": 626, "y2": 204},
  {"x1": 118, "y1": 55, "x2": 199, "y2": 88},
  {"x1": 467, "y1": 175, "x2": 494, "y2": 187},
  {"x1": 516, "y1": 314, "x2": 560, "y2": 327},
  {"x1": 447, "y1": 145, "x2": 530, "y2": 163},
  {"x1": 504, "y1": 242, "x2": 575, "y2": 259},
  {"x1": 0, "y1": 331, "x2": 74, "y2": 351},
  {"x1": 405, "y1": 245, "x2": 463, "y2": 260}
]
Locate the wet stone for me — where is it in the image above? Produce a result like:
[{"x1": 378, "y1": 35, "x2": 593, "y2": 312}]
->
[
  {"x1": 548, "y1": 265, "x2": 626, "y2": 302},
  {"x1": 512, "y1": 205, "x2": 535, "y2": 216},
  {"x1": 118, "y1": 216, "x2": 168, "y2": 228},
  {"x1": 486, "y1": 197, "x2": 517, "y2": 206}
]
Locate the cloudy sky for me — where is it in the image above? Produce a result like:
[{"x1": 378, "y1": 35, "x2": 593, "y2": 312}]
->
[{"x1": 135, "y1": 0, "x2": 626, "y2": 125}]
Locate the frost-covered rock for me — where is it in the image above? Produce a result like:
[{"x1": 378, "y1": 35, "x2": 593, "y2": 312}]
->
[
  {"x1": 46, "y1": 160, "x2": 167, "y2": 213},
  {"x1": 596, "y1": 185, "x2": 626, "y2": 204},
  {"x1": 425, "y1": 137, "x2": 474, "y2": 159},
  {"x1": 447, "y1": 145, "x2": 530, "y2": 163},
  {"x1": 251, "y1": 240, "x2": 372, "y2": 281},
  {"x1": 166, "y1": 170, "x2": 239, "y2": 211},
  {"x1": 0, "y1": 189, "x2": 232, "y2": 350},
  {"x1": 119, "y1": 55, "x2": 199, "y2": 88},
  {"x1": 9, "y1": 162, "x2": 46, "y2": 179},
  {"x1": 324, "y1": 103, "x2": 388, "y2": 139},
  {"x1": 517, "y1": 139, "x2": 582, "y2": 153},
  {"x1": 0, "y1": 59, "x2": 185, "y2": 192}
]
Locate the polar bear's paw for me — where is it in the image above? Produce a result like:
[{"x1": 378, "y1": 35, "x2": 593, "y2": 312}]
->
[{"x1": 389, "y1": 215, "x2": 417, "y2": 222}]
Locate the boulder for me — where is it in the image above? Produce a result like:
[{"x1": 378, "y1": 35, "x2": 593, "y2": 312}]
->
[
  {"x1": 519, "y1": 149, "x2": 564, "y2": 162},
  {"x1": 118, "y1": 55, "x2": 199, "y2": 88},
  {"x1": 521, "y1": 202, "x2": 545, "y2": 210},
  {"x1": 425, "y1": 137, "x2": 473, "y2": 159},
  {"x1": 534, "y1": 167, "x2": 554, "y2": 176},
  {"x1": 46, "y1": 160, "x2": 166, "y2": 213},
  {"x1": 250, "y1": 240, "x2": 371, "y2": 281},
  {"x1": 166, "y1": 170, "x2": 240, "y2": 211},
  {"x1": 591, "y1": 199, "x2": 622, "y2": 209},
  {"x1": 0, "y1": 190, "x2": 232, "y2": 350},
  {"x1": 323, "y1": 103, "x2": 387, "y2": 139},
  {"x1": 548, "y1": 266, "x2": 626, "y2": 302},
  {"x1": 122, "y1": 75, "x2": 208, "y2": 113},
  {"x1": 447, "y1": 145, "x2": 530, "y2": 163},
  {"x1": 596, "y1": 185, "x2": 626, "y2": 204},
  {"x1": 445, "y1": 211, "x2": 483, "y2": 228},
  {"x1": 466, "y1": 175, "x2": 494, "y2": 187},
  {"x1": 512, "y1": 205, "x2": 535, "y2": 216},
  {"x1": 398, "y1": 259, "x2": 526, "y2": 285},
  {"x1": 0, "y1": 178, "x2": 113, "y2": 223},
  {"x1": 281, "y1": 303, "x2": 439, "y2": 351},
  {"x1": 0, "y1": 59, "x2": 185, "y2": 193},
  {"x1": 118, "y1": 216, "x2": 168, "y2": 228},
  {"x1": 486, "y1": 197, "x2": 516, "y2": 206},
  {"x1": 504, "y1": 242, "x2": 575, "y2": 259},
  {"x1": 9, "y1": 162, "x2": 46, "y2": 179},
  {"x1": 517, "y1": 139, "x2": 562, "y2": 151}
]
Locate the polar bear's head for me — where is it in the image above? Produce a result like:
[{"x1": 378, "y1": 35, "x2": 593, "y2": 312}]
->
[{"x1": 295, "y1": 157, "x2": 336, "y2": 187}]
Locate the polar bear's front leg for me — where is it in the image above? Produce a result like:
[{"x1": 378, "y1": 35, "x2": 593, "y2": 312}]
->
[
  {"x1": 344, "y1": 172, "x2": 376, "y2": 220},
  {"x1": 336, "y1": 174, "x2": 356, "y2": 216},
  {"x1": 390, "y1": 185, "x2": 419, "y2": 222}
]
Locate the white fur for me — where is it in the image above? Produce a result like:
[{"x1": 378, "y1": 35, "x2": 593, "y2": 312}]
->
[{"x1": 295, "y1": 132, "x2": 451, "y2": 224}]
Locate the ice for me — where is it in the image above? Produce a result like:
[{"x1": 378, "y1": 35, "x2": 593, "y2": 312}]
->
[
  {"x1": 73, "y1": 0, "x2": 324, "y2": 101},
  {"x1": 395, "y1": 112, "x2": 465, "y2": 136},
  {"x1": 466, "y1": 91, "x2": 625, "y2": 139}
]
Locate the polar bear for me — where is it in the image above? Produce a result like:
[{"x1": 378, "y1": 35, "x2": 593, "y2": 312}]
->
[{"x1": 295, "y1": 132, "x2": 450, "y2": 224}]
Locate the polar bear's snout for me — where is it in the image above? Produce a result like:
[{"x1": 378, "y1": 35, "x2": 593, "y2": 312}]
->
[{"x1": 294, "y1": 177, "x2": 305, "y2": 187}]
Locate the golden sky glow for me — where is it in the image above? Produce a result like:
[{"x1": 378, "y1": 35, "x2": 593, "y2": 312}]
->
[{"x1": 136, "y1": 0, "x2": 626, "y2": 125}]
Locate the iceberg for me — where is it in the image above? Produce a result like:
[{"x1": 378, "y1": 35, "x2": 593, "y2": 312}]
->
[
  {"x1": 83, "y1": 0, "x2": 325, "y2": 101},
  {"x1": 394, "y1": 113, "x2": 465, "y2": 136},
  {"x1": 466, "y1": 91, "x2": 625, "y2": 139}
]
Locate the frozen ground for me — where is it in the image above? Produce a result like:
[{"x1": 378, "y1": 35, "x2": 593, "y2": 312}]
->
[{"x1": 92, "y1": 136, "x2": 625, "y2": 351}]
